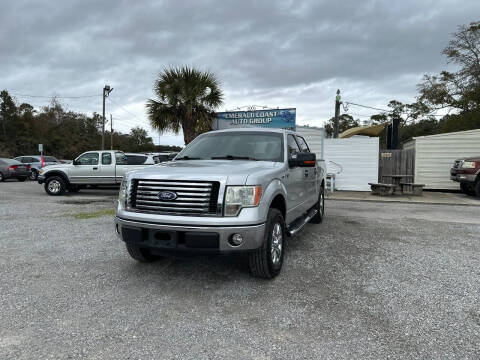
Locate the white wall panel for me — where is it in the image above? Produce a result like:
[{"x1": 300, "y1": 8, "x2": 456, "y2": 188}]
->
[{"x1": 413, "y1": 129, "x2": 480, "y2": 189}]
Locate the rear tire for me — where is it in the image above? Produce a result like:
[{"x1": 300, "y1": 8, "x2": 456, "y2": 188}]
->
[
  {"x1": 248, "y1": 208, "x2": 285, "y2": 279},
  {"x1": 475, "y1": 180, "x2": 480, "y2": 197},
  {"x1": 460, "y1": 182, "x2": 476, "y2": 196},
  {"x1": 125, "y1": 243, "x2": 159, "y2": 263},
  {"x1": 17, "y1": 177, "x2": 27, "y2": 182},
  {"x1": 29, "y1": 169, "x2": 38, "y2": 181},
  {"x1": 310, "y1": 185, "x2": 325, "y2": 224},
  {"x1": 44, "y1": 176, "x2": 66, "y2": 196},
  {"x1": 0, "y1": 172, "x2": 4, "y2": 182}
]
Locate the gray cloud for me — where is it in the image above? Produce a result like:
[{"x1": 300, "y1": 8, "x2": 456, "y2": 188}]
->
[{"x1": 1, "y1": 0, "x2": 479, "y2": 146}]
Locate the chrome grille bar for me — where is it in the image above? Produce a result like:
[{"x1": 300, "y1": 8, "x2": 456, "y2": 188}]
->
[{"x1": 133, "y1": 179, "x2": 219, "y2": 215}]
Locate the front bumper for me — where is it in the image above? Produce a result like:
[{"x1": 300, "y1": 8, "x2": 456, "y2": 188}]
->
[{"x1": 115, "y1": 216, "x2": 266, "y2": 253}]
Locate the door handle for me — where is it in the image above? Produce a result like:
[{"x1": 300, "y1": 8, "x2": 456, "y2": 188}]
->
[{"x1": 93, "y1": 167, "x2": 98, "y2": 170}]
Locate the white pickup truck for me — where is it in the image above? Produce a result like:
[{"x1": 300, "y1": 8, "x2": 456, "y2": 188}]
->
[{"x1": 38, "y1": 150, "x2": 151, "y2": 195}]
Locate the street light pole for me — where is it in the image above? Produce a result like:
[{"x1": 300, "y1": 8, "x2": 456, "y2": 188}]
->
[{"x1": 102, "y1": 85, "x2": 113, "y2": 150}]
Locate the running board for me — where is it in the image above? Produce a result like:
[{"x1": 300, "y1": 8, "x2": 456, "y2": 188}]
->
[{"x1": 287, "y1": 208, "x2": 318, "y2": 236}]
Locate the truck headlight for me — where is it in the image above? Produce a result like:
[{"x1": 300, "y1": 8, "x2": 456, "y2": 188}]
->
[
  {"x1": 461, "y1": 161, "x2": 476, "y2": 169},
  {"x1": 118, "y1": 179, "x2": 128, "y2": 208},
  {"x1": 224, "y1": 186, "x2": 262, "y2": 216}
]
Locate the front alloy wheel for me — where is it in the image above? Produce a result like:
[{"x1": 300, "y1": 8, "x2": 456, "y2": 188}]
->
[
  {"x1": 44, "y1": 176, "x2": 66, "y2": 196},
  {"x1": 248, "y1": 208, "x2": 285, "y2": 279},
  {"x1": 271, "y1": 223, "x2": 283, "y2": 267}
]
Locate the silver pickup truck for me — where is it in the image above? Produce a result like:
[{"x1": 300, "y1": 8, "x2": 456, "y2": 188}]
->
[
  {"x1": 38, "y1": 150, "x2": 149, "y2": 195},
  {"x1": 115, "y1": 128, "x2": 326, "y2": 278}
]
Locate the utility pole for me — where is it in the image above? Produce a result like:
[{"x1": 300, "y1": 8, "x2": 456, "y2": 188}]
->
[
  {"x1": 334, "y1": 89, "x2": 341, "y2": 138},
  {"x1": 102, "y1": 85, "x2": 113, "y2": 150},
  {"x1": 110, "y1": 114, "x2": 113, "y2": 150}
]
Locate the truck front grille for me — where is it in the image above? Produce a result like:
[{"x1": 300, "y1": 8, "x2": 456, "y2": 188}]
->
[{"x1": 131, "y1": 179, "x2": 220, "y2": 216}]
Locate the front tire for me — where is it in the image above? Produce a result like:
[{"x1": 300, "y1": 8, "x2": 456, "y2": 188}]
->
[
  {"x1": 44, "y1": 176, "x2": 66, "y2": 196},
  {"x1": 248, "y1": 208, "x2": 285, "y2": 279},
  {"x1": 29, "y1": 169, "x2": 38, "y2": 181},
  {"x1": 460, "y1": 182, "x2": 476, "y2": 196},
  {"x1": 310, "y1": 185, "x2": 325, "y2": 223},
  {"x1": 125, "y1": 243, "x2": 159, "y2": 263}
]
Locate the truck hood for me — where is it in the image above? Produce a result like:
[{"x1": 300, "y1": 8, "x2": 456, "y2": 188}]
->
[{"x1": 127, "y1": 160, "x2": 284, "y2": 185}]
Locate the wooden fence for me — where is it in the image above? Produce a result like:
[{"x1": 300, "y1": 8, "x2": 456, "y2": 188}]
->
[{"x1": 378, "y1": 149, "x2": 415, "y2": 182}]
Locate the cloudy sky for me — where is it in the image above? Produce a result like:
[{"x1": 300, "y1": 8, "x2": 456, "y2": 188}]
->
[{"x1": 1, "y1": 0, "x2": 479, "y2": 146}]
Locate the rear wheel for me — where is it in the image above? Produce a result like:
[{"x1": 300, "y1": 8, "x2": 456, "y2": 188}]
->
[
  {"x1": 29, "y1": 169, "x2": 38, "y2": 180},
  {"x1": 125, "y1": 243, "x2": 159, "y2": 263},
  {"x1": 17, "y1": 177, "x2": 27, "y2": 182},
  {"x1": 248, "y1": 208, "x2": 285, "y2": 279},
  {"x1": 0, "y1": 172, "x2": 4, "y2": 182},
  {"x1": 460, "y1": 182, "x2": 476, "y2": 196},
  {"x1": 44, "y1": 176, "x2": 66, "y2": 196}
]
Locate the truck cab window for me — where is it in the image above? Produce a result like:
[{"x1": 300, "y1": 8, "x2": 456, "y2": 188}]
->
[
  {"x1": 287, "y1": 134, "x2": 300, "y2": 158},
  {"x1": 102, "y1": 153, "x2": 112, "y2": 165},
  {"x1": 295, "y1": 136, "x2": 310, "y2": 152},
  {"x1": 76, "y1": 152, "x2": 99, "y2": 165}
]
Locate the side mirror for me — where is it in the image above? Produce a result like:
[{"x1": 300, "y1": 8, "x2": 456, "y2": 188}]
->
[
  {"x1": 289, "y1": 152, "x2": 316, "y2": 168},
  {"x1": 72, "y1": 159, "x2": 79, "y2": 165}
]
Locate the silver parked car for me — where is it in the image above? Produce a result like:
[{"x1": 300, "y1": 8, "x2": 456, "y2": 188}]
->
[
  {"x1": 13, "y1": 155, "x2": 60, "y2": 180},
  {"x1": 0, "y1": 158, "x2": 31, "y2": 182}
]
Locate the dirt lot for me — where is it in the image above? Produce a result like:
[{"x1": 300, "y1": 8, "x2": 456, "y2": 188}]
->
[{"x1": 1, "y1": 181, "x2": 480, "y2": 359}]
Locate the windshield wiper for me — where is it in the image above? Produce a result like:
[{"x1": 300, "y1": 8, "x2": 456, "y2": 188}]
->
[
  {"x1": 211, "y1": 155, "x2": 258, "y2": 161},
  {"x1": 175, "y1": 156, "x2": 202, "y2": 160}
]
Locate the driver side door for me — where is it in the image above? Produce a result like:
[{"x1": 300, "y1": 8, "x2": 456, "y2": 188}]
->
[
  {"x1": 285, "y1": 134, "x2": 307, "y2": 222},
  {"x1": 69, "y1": 152, "x2": 99, "y2": 184}
]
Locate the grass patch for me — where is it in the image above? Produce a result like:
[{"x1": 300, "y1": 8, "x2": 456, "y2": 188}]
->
[{"x1": 73, "y1": 208, "x2": 115, "y2": 219}]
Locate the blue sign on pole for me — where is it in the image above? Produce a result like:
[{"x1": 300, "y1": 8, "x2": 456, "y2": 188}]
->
[{"x1": 214, "y1": 108, "x2": 296, "y2": 131}]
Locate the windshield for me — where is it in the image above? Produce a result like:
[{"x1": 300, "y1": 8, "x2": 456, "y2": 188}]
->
[{"x1": 176, "y1": 131, "x2": 284, "y2": 162}]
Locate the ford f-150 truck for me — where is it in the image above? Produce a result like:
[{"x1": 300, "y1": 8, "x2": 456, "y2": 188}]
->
[
  {"x1": 38, "y1": 150, "x2": 150, "y2": 195},
  {"x1": 115, "y1": 128, "x2": 326, "y2": 278},
  {"x1": 450, "y1": 156, "x2": 480, "y2": 196}
]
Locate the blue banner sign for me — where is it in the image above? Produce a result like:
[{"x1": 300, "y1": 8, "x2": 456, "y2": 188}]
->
[{"x1": 214, "y1": 108, "x2": 296, "y2": 131}]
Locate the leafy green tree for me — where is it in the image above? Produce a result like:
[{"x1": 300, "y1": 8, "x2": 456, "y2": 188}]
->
[
  {"x1": 418, "y1": 21, "x2": 480, "y2": 113},
  {"x1": 324, "y1": 114, "x2": 359, "y2": 137},
  {"x1": 146, "y1": 66, "x2": 223, "y2": 145},
  {"x1": 128, "y1": 127, "x2": 155, "y2": 152}
]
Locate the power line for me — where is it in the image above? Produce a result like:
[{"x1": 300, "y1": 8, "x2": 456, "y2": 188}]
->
[
  {"x1": 343, "y1": 101, "x2": 390, "y2": 112},
  {"x1": 10, "y1": 91, "x2": 101, "y2": 99},
  {"x1": 107, "y1": 97, "x2": 146, "y2": 123}
]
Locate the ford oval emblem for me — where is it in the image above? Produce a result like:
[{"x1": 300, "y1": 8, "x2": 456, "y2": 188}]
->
[{"x1": 157, "y1": 191, "x2": 177, "y2": 201}]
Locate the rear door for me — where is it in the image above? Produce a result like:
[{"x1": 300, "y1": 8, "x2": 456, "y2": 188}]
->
[
  {"x1": 69, "y1": 152, "x2": 99, "y2": 184},
  {"x1": 285, "y1": 134, "x2": 307, "y2": 222},
  {"x1": 96, "y1": 152, "x2": 116, "y2": 184},
  {"x1": 114, "y1": 152, "x2": 128, "y2": 183},
  {"x1": 295, "y1": 135, "x2": 318, "y2": 208}
]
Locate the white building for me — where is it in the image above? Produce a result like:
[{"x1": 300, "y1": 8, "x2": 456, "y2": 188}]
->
[
  {"x1": 403, "y1": 129, "x2": 480, "y2": 190},
  {"x1": 297, "y1": 126, "x2": 379, "y2": 191}
]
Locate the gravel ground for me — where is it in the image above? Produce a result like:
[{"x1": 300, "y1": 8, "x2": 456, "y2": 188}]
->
[{"x1": 1, "y1": 181, "x2": 480, "y2": 359}]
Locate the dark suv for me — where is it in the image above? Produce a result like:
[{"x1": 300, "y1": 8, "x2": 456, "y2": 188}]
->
[{"x1": 450, "y1": 156, "x2": 480, "y2": 196}]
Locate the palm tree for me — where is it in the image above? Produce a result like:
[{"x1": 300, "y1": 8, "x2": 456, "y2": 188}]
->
[{"x1": 146, "y1": 66, "x2": 224, "y2": 145}]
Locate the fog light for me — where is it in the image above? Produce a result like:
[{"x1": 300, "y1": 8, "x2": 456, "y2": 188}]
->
[{"x1": 230, "y1": 233, "x2": 244, "y2": 246}]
